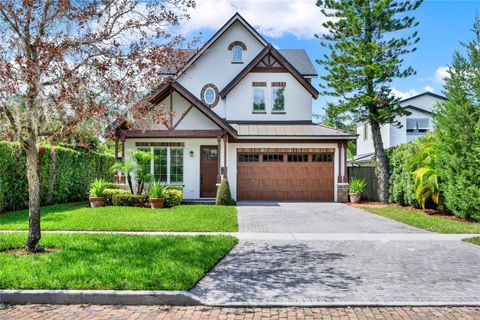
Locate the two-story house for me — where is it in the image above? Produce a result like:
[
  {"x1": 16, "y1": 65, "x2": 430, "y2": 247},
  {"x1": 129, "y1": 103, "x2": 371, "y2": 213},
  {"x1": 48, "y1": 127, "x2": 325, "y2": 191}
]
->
[
  {"x1": 114, "y1": 13, "x2": 357, "y2": 202},
  {"x1": 354, "y1": 91, "x2": 446, "y2": 164}
]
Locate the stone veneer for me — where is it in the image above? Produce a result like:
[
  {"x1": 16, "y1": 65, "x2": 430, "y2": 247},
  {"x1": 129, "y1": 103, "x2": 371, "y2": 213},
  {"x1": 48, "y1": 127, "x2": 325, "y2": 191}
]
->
[{"x1": 337, "y1": 183, "x2": 349, "y2": 203}]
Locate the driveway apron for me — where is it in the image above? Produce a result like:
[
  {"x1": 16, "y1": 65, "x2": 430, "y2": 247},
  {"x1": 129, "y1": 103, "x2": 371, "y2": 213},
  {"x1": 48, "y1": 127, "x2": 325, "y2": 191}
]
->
[{"x1": 191, "y1": 202, "x2": 480, "y2": 305}]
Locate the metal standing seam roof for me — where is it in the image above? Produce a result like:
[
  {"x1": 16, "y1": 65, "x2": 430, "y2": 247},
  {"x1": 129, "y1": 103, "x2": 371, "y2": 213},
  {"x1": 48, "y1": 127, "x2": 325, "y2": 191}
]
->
[{"x1": 230, "y1": 123, "x2": 357, "y2": 138}]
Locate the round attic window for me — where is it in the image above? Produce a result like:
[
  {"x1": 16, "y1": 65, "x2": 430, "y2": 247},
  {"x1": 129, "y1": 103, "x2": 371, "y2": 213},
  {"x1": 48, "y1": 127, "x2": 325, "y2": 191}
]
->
[{"x1": 200, "y1": 83, "x2": 219, "y2": 108}]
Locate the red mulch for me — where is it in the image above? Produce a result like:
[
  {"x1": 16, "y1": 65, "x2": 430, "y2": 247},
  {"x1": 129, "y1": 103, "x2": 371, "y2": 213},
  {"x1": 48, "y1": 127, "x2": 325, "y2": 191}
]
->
[
  {"x1": 0, "y1": 247, "x2": 59, "y2": 256},
  {"x1": 349, "y1": 202, "x2": 478, "y2": 224}
]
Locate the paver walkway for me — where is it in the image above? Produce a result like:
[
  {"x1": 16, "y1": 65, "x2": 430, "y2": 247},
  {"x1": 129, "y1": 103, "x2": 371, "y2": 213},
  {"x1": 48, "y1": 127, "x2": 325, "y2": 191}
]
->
[
  {"x1": 2, "y1": 305, "x2": 480, "y2": 320},
  {"x1": 191, "y1": 202, "x2": 480, "y2": 305}
]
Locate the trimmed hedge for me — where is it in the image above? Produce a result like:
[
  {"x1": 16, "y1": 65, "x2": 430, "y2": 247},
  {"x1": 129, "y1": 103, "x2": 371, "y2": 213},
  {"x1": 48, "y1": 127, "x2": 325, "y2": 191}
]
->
[
  {"x1": 0, "y1": 141, "x2": 114, "y2": 213},
  {"x1": 164, "y1": 189, "x2": 183, "y2": 207},
  {"x1": 215, "y1": 177, "x2": 235, "y2": 206},
  {"x1": 103, "y1": 188, "x2": 131, "y2": 206},
  {"x1": 111, "y1": 194, "x2": 148, "y2": 207}
]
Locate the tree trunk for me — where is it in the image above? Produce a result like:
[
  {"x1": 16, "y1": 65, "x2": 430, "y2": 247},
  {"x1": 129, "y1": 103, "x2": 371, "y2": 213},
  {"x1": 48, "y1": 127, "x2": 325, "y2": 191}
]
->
[
  {"x1": 25, "y1": 141, "x2": 43, "y2": 253},
  {"x1": 370, "y1": 121, "x2": 390, "y2": 203}
]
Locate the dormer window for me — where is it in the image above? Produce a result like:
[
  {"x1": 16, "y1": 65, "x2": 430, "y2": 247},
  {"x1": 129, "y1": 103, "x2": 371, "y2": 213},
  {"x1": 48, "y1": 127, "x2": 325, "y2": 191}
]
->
[{"x1": 228, "y1": 41, "x2": 247, "y2": 64}]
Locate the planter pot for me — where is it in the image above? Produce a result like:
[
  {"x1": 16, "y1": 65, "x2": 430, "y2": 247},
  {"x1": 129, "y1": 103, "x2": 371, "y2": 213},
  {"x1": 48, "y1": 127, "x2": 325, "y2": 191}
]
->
[
  {"x1": 89, "y1": 197, "x2": 105, "y2": 208},
  {"x1": 349, "y1": 193, "x2": 362, "y2": 203},
  {"x1": 150, "y1": 197, "x2": 165, "y2": 209}
]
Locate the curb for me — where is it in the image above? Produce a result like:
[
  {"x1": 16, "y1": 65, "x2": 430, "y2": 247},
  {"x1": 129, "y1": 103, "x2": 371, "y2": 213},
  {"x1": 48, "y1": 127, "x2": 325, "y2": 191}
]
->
[
  {"x1": 2, "y1": 290, "x2": 480, "y2": 307},
  {"x1": 0, "y1": 290, "x2": 204, "y2": 306}
]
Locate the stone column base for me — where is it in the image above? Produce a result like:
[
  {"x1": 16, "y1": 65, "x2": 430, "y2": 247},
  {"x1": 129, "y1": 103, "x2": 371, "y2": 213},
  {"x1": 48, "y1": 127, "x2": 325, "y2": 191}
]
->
[{"x1": 337, "y1": 183, "x2": 349, "y2": 203}]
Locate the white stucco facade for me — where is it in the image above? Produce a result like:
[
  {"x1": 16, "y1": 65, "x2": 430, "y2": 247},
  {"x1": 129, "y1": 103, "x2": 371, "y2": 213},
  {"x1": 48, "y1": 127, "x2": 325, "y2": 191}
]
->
[{"x1": 355, "y1": 92, "x2": 445, "y2": 159}]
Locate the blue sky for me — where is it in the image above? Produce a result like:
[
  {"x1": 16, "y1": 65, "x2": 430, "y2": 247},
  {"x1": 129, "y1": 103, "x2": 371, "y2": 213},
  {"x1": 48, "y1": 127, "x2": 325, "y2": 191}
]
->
[{"x1": 182, "y1": 0, "x2": 479, "y2": 117}]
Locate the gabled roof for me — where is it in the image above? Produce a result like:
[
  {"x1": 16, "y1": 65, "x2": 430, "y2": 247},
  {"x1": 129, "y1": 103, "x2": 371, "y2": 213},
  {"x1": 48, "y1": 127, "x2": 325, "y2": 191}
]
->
[
  {"x1": 403, "y1": 105, "x2": 432, "y2": 115},
  {"x1": 219, "y1": 45, "x2": 320, "y2": 99},
  {"x1": 175, "y1": 13, "x2": 268, "y2": 78},
  {"x1": 146, "y1": 81, "x2": 237, "y2": 137},
  {"x1": 399, "y1": 91, "x2": 446, "y2": 104},
  {"x1": 278, "y1": 49, "x2": 317, "y2": 76}
]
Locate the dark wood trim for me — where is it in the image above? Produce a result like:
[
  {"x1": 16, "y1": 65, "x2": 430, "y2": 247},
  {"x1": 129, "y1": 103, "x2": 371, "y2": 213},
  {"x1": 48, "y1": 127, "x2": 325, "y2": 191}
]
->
[
  {"x1": 228, "y1": 41, "x2": 247, "y2": 50},
  {"x1": 114, "y1": 138, "x2": 119, "y2": 162},
  {"x1": 121, "y1": 137, "x2": 125, "y2": 160},
  {"x1": 231, "y1": 61, "x2": 244, "y2": 64},
  {"x1": 217, "y1": 136, "x2": 222, "y2": 183},
  {"x1": 121, "y1": 129, "x2": 224, "y2": 138},
  {"x1": 223, "y1": 134, "x2": 228, "y2": 176},
  {"x1": 252, "y1": 82, "x2": 267, "y2": 87},
  {"x1": 337, "y1": 142, "x2": 342, "y2": 183},
  {"x1": 251, "y1": 66, "x2": 287, "y2": 73},
  {"x1": 135, "y1": 142, "x2": 185, "y2": 147},
  {"x1": 219, "y1": 45, "x2": 319, "y2": 99},
  {"x1": 169, "y1": 87, "x2": 173, "y2": 129},
  {"x1": 230, "y1": 138, "x2": 355, "y2": 143},
  {"x1": 172, "y1": 104, "x2": 194, "y2": 130},
  {"x1": 252, "y1": 111, "x2": 267, "y2": 114},
  {"x1": 271, "y1": 112, "x2": 286, "y2": 115},
  {"x1": 145, "y1": 81, "x2": 237, "y2": 137}
]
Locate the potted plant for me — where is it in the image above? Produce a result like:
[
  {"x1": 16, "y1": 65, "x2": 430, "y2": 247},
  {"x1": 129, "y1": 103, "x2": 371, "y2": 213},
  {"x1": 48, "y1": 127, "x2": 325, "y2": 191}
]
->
[
  {"x1": 349, "y1": 178, "x2": 367, "y2": 203},
  {"x1": 89, "y1": 178, "x2": 107, "y2": 207},
  {"x1": 149, "y1": 180, "x2": 167, "y2": 209}
]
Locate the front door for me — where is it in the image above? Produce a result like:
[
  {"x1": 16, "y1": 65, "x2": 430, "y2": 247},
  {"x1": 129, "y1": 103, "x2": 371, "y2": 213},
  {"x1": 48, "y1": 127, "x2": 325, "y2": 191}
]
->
[{"x1": 200, "y1": 146, "x2": 219, "y2": 197}]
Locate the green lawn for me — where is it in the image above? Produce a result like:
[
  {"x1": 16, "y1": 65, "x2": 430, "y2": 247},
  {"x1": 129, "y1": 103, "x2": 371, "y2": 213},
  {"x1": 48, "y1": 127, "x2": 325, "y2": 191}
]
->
[
  {"x1": 0, "y1": 202, "x2": 238, "y2": 232},
  {"x1": 464, "y1": 237, "x2": 480, "y2": 245},
  {"x1": 361, "y1": 205, "x2": 480, "y2": 234},
  {"x1": 0, "y1": 232, "x2": 237, "y2": 290}
]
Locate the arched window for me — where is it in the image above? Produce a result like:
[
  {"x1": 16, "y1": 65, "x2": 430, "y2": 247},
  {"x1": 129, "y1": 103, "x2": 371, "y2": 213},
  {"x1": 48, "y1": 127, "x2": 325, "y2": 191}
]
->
[
  {"x1": 232, "y1": 45, "x2": 243, "y2": 62},
  {"x1": 228, "y1": 41, "x2": 247, "y2": 63}
]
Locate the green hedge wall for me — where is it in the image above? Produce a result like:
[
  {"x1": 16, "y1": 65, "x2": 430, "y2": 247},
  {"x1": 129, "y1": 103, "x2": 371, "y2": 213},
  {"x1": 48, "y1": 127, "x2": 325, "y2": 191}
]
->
[
  {"x1": 0, "y1": 142, "x2": 114, "y2": 213},
  {"x1": 387, "y1": 143, "x2": 419, "y2": 207}
]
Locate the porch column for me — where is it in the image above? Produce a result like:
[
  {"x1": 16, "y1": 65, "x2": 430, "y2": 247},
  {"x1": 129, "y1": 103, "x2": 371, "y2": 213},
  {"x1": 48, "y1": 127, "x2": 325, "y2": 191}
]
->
[
  {"x1": 223, "y1": 134, "x2": 228, "y2": 176},
  {"x1": 337, "y1": 142, "x2": 349, "y2": 203},
  {"x1": 120, "y1": 135, "x2": 126, "y2": 184},
  {"x1": 216, "y1": 136, "x2": 222, "y2": 184}
]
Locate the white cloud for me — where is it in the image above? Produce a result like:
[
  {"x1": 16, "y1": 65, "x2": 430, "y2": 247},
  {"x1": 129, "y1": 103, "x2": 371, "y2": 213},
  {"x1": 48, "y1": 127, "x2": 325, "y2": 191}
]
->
[
  {"x1": 391, "y1": 88, "x2": 419, "y2": 99},
  {"x1": 434, "y1": 66, "x2": 450, "y2": 83},
  {"x1": 182, "y1": 0, "x2": 329, "y2": 39},
  {"x1": 423, "y1": 85, "x2": 434, "y2": 92}
]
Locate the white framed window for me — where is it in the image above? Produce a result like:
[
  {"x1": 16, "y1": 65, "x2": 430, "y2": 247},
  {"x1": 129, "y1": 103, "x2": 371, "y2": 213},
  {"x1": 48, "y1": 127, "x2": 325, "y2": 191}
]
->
[
  {"x1": 138, "y1": 147, "x2": 184, "y2": 184},
  {"x1": 232, "y1": 45, "x2": 243, "y2": 62},
  {"x1": 203, "y1": 87, "x2": 216, "y2": 105},
  {"x1": 252, "y1": 87, "x2": 266, "y2": 112},
  {"x1": 406, "y1": 118, "x2": 430, "y2": 135},
  {"x1": 272, "y1": 85, "x2": 285, "y2": 112}
]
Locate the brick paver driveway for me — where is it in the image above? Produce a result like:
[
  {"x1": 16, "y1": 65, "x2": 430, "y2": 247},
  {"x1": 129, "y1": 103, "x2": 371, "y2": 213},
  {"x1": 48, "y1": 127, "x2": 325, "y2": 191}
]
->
[
  {"x1": 238, "y1": 202, "x2": 424, "y2": 233},
  {"x1": 191, "y1": 202, "x2": 480, "y2": 305},
  {"x1": 2, "y1": 305, "x2": 480, "y2": 320}
]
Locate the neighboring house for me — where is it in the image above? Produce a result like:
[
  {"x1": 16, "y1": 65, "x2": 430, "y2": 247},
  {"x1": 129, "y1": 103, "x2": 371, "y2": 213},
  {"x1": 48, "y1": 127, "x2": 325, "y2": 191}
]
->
[
  {"x1": 114, "y1": 13, "x2": 357, "y2": 202},
  {"x1": 354, "y1": 92, "x2": 446, "y2": 164}
]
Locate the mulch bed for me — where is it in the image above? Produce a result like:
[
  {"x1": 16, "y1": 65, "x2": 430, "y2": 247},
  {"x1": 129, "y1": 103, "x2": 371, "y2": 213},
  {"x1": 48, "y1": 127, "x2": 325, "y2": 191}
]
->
[
  {"x1": 349, "y1": 202, "x2": 478, "y2": 224},
  {"x1": 0, "y1": 247, "x2": 59, "y2": 256}
]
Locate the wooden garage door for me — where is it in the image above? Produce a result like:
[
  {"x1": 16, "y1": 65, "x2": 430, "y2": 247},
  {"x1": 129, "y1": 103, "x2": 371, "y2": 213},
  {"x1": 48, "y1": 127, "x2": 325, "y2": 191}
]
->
[{"x1": 237, "y1": 152, "x2": 334, "y2": 201}]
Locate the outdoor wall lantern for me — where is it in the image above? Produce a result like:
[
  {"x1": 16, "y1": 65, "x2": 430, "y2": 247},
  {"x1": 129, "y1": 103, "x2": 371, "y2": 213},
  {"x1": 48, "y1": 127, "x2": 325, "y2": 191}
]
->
[{"x1": 190, "y1": 150, "x2": 194, "y2": 158}]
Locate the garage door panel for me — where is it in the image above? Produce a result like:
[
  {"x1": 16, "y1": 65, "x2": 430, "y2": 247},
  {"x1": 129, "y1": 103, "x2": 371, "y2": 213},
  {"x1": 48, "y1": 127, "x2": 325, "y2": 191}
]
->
[{"x1": 237, "y1": 152, "x2": 334, "y2": 201}]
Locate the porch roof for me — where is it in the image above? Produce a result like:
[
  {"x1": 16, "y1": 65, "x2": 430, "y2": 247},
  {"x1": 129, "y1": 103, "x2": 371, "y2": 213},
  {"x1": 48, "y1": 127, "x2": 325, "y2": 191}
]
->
[{"x1": 230, "y1": 123, "x2": 358, "y2": 140}]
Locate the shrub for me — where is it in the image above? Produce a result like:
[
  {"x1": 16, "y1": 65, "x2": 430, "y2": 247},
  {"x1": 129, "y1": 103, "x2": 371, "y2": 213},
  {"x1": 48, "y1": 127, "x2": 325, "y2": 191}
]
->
[
  {"x1": 105, "y1": 183, "x2": 124, "y2": 190},
  {"x1": 0, "y1": 142, "x2": 114, "y2": 213},
  {"x1": 349, "y1": 178, "x2": 366, "y2": 194},
  {"x1": 149, "y1": 181, "x2": 167, "y2": 199},
  {"x1": 111, "y1": 194, "x2": 148, "y2": 207},
  {"x1": 215, "y1": 177, "x2": 235, "y2": 206},
  {"x1": 103, "y1": 188, "x2": 131, "y2": 206},
  {"x1": 387, "y1": 143, "x2": 419, "y2": 207},
  {"x1": 164, "y1": 189, "x2": 182, "y2": 207}
]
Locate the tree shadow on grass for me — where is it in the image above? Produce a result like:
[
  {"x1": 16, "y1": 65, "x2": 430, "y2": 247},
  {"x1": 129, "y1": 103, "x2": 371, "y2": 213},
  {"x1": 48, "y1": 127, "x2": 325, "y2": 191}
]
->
[{"x1": 191, "y1": 241, "x2": 362, "y2": 302}]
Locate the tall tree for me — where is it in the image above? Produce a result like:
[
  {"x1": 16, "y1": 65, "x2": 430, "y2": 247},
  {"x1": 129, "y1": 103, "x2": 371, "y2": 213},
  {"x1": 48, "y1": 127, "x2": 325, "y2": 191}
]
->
[
  {"x1": 433, "y1": 17, "x2": 480, "y2": 221},
  {"x1": 316, "y1": 0, "x2": 422, "y2": 202},
  {"x1": 0, "y1": 0, "x2": 194, "y2": 252}
]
